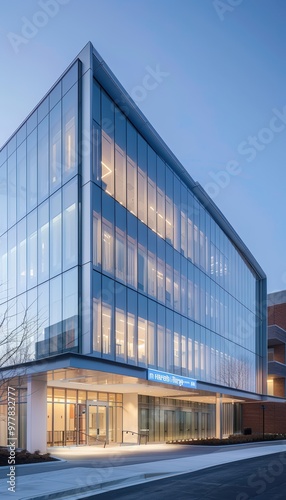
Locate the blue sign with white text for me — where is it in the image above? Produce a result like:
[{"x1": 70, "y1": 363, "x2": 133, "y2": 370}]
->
[{"x1": 147, "y1": 369, "x2": 197, "y2": 389}]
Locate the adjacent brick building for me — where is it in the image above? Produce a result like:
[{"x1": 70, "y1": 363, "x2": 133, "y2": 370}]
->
[{"x1": 242, "y1": 290, "x2": 286, "y2": 434}]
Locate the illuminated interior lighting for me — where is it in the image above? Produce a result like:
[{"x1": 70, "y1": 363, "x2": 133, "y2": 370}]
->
[{"x1": 101, "y1": 162, "x2": 112, "y2": 178}]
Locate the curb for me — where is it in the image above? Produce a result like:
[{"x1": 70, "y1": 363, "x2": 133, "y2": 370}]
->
[{"x1": 21, "y1": 472, "x2": 170, "y2": 500}]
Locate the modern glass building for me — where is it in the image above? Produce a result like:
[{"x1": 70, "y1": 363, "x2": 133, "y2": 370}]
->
[{"x1": 0, "y1": 43, "x2": 267, "y2": 451}]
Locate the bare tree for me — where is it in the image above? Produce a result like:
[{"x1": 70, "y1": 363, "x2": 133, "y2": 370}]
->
[
  {"x1": 0, "y1": 297, "x2": 38, "y2": 401},
  {"x1": 217, "y1": 354, "x2": 252, "y2": 391}
]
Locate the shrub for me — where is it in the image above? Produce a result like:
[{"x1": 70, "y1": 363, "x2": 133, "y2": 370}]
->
[{"x1": 167, "y1": 433, "x2": 286, "y2": 446}]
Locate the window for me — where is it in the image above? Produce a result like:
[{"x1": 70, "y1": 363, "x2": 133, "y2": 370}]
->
[
  {"x1": 93, "y1": 184, "x2": 101, "y2": 268},
  {"x1": 115, "y1": 110, "x2": 126, "y2": 206},
  {"x1": 115, "y1": 284, "x2": 126, "y2": 361},
  {"x1": 63, "y1": 268, "x2": 78, "y2": 350},
  {"x1": 138, "y1": 136, "x2": 147, "y2": 223},
  {"x1": 38, "y1": 116, "x2": 49, "y2": 202},
  {"x1": 148, "y1": 147, "x2": 156, "y2": 231},
  {"x1": 16, "y1": 141, "x2": 26, "y2": 221},
  {"x1": 157, "y1": 238, "x2": 165, "y2": 304},
  {"x1": 166, "y1": 244, "x2": 173, "y2": 308},
  {"x1": 173, "y1": 177, "x2": 181, "y2": 252},
  {"x1": 147, "y1": 229, "x2": 156, "y2": 298},
  {"x1": 63, "y1": 84, "x2": 77, "y2": 180},
  {"x1": 115, "y1": 204, "x2": 126, "y2": 282},
  {"x1": 102, "y1": 277, "x2": 114, "y2": 357},
  {"x1": 49, "y1": 275, "x2": 62, "y2": 354},
  {"x1": 50, "y1": 102, "x2": 62, "y2": 192},
  {"x1": 157, "y1": 304, "x2": 165, "y2": 370},
  {"x1": 101, "y1": 92, "x2": 114, "y2": 196},
  {"x1": 38, "y1": 200, "x2": 49, "y2": 283},
  {"x1": 63, "y1": 179, "x2": 78, "y2": 270},
  {"x1": 93, "y1": 271, "x2": 101, "y2": 353},
  {"x1": 165, "y1": 166, "x2": 173, "y2": 245},
  {"x1": 138, "y1": 222, "x2": 147, "y2": 293},
  {"x1": 27, "y1": 129, "x2": 37, "y2": 211},
  {"x1": 102, "y1": 193, "x2": 114, "y2": 275},
  {"x1": 0, "y1": 163, "x2": 7, "y2": 235},
  {"x1": 148, "y1": 299, "x2": 156, "y2": 367},
  {"x1": 180, "y1": 185, "x2": 187, "y2": 256},
  {"x1": 17, "y1": 219, "x2": 26, "y2": 294},
  {"x1": 138, "y1": 296, "x2": 147, "y2": 365},
  {"x1": 8, "y1": 153, "x2": 16, "y2": 228},
  {"x1": 27, "y1": 210, "x2": 37, "y2": 289},
  {"x1": 127, "y1": 123, "x2": 137, "y2": 215},
  {"x1": 50, "y1": 190, "x2": 62, "y2": 277},
  {"x1": 156, "y1": 157, "x2": 165, "y2": 239},
  {"x1": 127, "y1": 289, "x2": 137, "y2": 363},
  {"x1": 127, "y1": 213, "x2": 137, "y2": 288}
]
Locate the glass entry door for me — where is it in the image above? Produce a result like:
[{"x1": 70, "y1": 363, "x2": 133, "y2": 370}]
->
[{"x1": 87, "y1": 402, "x2": 108, "y2": 444}]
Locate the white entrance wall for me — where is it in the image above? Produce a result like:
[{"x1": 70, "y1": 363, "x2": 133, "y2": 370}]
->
[
  {"x1": 27, "y1": 375, "x2": 47, "y2": 452},
  {"x1": 122, "y1": 393, "x2": 138, "y2": 444}
]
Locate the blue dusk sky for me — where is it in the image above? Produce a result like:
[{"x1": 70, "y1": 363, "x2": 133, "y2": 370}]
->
[{"x1": 0, "y1": 0, "x2": 285, "y2": 293}]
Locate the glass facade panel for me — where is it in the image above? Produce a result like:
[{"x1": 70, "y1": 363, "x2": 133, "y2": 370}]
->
[
  {"x1": 115, "y1": 203, "x2": 126, "y2": 282},
  {"x1": 50, "y1": 101, "x2": 62, "y2": 192},
  {"x1": 63, "y1": 268, "x2": 78, "y2": 350},
  {"x1": 147, "y1": 146, "x2": 156, "y2": 231},
  {"x1": 62, "y1": 84, "x2": 77, "y2": 181},
  {"x1": 50, "y1": 190, "x2": 62, "y2": 277},
  {"x1": 38, "y1": 200, "x2": 49, "y2": 283},
  {"x1": 101, "y1": 92, "x2": 114, "y2": 196},
  {"x1": 157, "y1": 158, "x2": 165, "y2": 239},
  {"x1": 49, "y1": 275, "x2": 62, "y2": 354},
  {"x1": 0, "y1": 162, "x2": 7, "y2": 235},
  {"x1": 102, "y1": 276, "x2": 114, "y2": 358},
  {"x1": 27, "y1": 129, "x2": 38, "y2": 211},
  {"x1": 126, "y1": 122, "x2": 137, "y2": 215},
  {"x1": 115, "y1": 283, "x2": 126, "y2": 362},
  {"x1": 38, "y1": 116, "x2": 49, "y2": 203},
  {"x1": 127, "y1": 288, "x2": 137, "y2": 363},
  {"x1": 17, "y1": 141, "x2": 26, "y2": 221},
  {"x1": 138, "y1": 136, "x2": 147, "y2": 224},
  {"x1": 115, "y1": 110, "x2": 126, "y2": 206},
  {"x1": 27, "y1": 210, "x2": 37, "y2": 289},
  {"x1": 8, "y1": 152, "x2": 16, "y2": 228},
  {"x1": 138, "y1": 295, "x2": 147, "y2": 365},
  {"x1": 102, "y1": 192, "x2": 114, "y2": 275},
  {"x1": 63, "y1": 178, "x2": 78, "y2": 271}
]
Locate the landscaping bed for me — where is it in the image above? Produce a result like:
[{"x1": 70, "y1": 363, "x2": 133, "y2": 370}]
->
[
  {"x1": 167, "y1": 433, "x2": 286, "y2": 446},
  {"x1": 0, "y1": 447, "x2": 58, "y2": 466}
]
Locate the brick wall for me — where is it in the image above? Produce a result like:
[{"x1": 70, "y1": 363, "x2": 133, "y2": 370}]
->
[
  {"x1": 274, "y1": 344, "x2": 285, "y2": 364},
  {"x1": 243, "y1": 402, "x2": 286, "y2": 434},
  {"x1": 274, "y1": 378, "x2": 286, "y2": 398},
  {"x1": 268, "y1": 303, "x2": 286, "y2": 329}
]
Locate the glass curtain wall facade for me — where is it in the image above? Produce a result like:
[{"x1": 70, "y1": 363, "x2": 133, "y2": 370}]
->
[
  {"x1": 0, "y1": 62, "x2": 81, "y2": 363},
  {"x1": 0, "y1": 43, "x2": 266, "y2": 448},
  {"x1": 91, "y1": 79, "x2": 262, "y2": 394}
]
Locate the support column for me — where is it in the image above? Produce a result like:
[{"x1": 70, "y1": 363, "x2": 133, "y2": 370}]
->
[
  {"x1": 122, "y1": 394, "x2": 138, "y2": 444},
  {"x1": 26, "y1": 375, "x2": 47, "y2": 452},
  {"x1": 215, "y1": 394, "x2": 223, "y2": 439}
]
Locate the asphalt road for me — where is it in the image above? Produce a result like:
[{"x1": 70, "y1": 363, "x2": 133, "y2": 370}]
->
[
  {"x1": 0, "y1": 444, "x2": 218, "y2": 479},
  {"x1": 87, "y1": 452, "x2": 286, "y2": 500},
  {"x1": 0, "y1": 441, "x2": 283, "y2": 479}
]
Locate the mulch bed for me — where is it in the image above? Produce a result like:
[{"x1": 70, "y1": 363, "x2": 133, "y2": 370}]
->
[
  {"x1": 0, "y1": 447, "x2": 58, "y2": 466},
  {"x1": 167, "y1": 433, "x2": 286, "y2": 446}
]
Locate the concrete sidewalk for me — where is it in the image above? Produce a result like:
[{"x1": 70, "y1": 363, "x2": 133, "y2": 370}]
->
[{"x1": 1, "y1": 443, "x2": 286, "y2": 500}]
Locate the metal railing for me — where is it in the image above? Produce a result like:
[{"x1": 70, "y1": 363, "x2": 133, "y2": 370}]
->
[
  {"x1": 76, "y1": 430, "x2": 107, "y2": 448},
  {"x1": 122, "y1": 430, "x2": 149, "y2": 445},
  {"x1": 47, "y1": 430, "x2": 107, "y2": 448}
]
